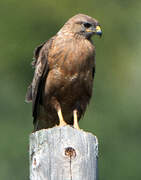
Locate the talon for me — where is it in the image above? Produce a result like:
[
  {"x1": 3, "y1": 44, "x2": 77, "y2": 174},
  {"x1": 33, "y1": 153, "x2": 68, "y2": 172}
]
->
[{"x1": 73, "y1": 110, "x2": 80, "y2": 130}]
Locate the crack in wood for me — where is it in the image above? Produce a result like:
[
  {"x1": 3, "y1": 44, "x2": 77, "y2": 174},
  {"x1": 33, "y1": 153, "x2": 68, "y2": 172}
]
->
[
  {"x1": 70, "y1": 156, "x2": 72, "y2": 180},
  {"x1": 65, "y1": 147, "x2": 76, "y2": 180}
]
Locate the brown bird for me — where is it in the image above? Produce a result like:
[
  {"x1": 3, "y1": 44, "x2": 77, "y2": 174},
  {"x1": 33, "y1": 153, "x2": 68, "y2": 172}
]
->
[{"x1": 26, "y1": 14, "x2": 102, "y2": 131}]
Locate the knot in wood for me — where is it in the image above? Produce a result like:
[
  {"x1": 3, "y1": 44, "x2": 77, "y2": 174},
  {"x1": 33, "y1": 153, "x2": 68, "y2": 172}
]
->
[{"x1": 65, "y1": 147, "x2": 76, "y2": 158}]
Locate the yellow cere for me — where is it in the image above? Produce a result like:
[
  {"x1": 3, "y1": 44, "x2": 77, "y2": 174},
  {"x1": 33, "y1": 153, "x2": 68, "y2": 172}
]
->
[{"x1": 96, "y1": 26, "x2": 101, "y2": 32}]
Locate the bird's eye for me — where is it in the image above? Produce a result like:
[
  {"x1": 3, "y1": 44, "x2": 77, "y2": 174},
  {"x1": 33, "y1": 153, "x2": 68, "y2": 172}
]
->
[{"x1": 83, "y1": 22, "x2": 92, "y2": 28}]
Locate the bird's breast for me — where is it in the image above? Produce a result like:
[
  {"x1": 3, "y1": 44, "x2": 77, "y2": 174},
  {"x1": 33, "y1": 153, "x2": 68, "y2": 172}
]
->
[
  {"x1": 44, "y1": 37, "x2": 95, "y2": 99},
  {"x1": 48, "y1": 37, "x2": 95, "y2": 72}
]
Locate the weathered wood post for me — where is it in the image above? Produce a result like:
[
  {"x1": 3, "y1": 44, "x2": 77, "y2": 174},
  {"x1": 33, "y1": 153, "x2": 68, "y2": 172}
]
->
[{"x1": 29, "y1": 125, "x2": 98, "y2": 180}]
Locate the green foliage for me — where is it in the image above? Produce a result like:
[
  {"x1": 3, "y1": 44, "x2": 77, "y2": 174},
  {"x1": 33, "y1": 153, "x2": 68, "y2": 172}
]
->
[{"x1": 0, "y1": 0, "x2": 141, "y2": 179}]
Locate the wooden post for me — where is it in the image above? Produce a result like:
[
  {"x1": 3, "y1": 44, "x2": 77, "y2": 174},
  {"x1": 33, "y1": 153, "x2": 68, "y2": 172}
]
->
[{"x1": 29, "y1": 125, "x2": 98, "y2": 180}]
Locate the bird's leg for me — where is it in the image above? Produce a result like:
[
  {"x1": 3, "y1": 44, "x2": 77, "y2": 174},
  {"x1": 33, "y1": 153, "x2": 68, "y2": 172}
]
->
[
  {"x1": 51, "y1": 97, "x2": 67, "y2": 127},
  {"x1": 57, "y1": 108, "x2": 67, "y2": 127},
  {"x1": 73, "y1": 109, "x2": 80, "y2": 130}
]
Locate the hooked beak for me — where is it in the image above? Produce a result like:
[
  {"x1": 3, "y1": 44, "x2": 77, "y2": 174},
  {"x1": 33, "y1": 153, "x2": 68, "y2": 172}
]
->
[
  {"x1": 86, "y1": 25, "x2": 102, "y2": 37},
  {"x1": 95, "y1": 25, "x2": 102, "y2": 37}
]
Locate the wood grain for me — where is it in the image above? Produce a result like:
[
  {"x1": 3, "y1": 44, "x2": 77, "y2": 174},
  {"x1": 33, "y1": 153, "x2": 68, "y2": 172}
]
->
[{"x1": 29, "y1": 126, "x2": 98, "y2": 180}]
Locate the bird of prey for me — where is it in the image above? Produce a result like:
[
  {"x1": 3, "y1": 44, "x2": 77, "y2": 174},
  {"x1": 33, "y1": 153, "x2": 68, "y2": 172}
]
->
[{"x1": 26, "y1": 14, "x2": 102, "y2": 131}]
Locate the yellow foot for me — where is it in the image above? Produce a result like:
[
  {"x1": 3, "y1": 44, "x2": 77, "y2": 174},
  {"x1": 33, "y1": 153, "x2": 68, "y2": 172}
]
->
[
  {"x1": 57, "y1": 108, "x2": 67, "y2": 127},
  {"x1": 73, "y1": 110, "x2": 80, "y2": 130}
]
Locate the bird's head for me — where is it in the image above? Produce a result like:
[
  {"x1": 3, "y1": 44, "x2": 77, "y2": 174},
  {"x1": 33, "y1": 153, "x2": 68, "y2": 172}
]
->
[{"x1": 60, "y1": 14, "x2": 102, "y2": 39}]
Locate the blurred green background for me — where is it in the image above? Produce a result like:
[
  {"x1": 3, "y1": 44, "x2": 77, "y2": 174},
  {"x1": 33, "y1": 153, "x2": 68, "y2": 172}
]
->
[{"x1": 0, "y1": 0, "x2": 141, "y2": 179}]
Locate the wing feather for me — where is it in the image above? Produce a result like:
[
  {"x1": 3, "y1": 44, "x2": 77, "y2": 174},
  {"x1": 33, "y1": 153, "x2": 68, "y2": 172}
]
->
[{"x1": 25, "y1": 38, "x2": 54, "y2": 123}]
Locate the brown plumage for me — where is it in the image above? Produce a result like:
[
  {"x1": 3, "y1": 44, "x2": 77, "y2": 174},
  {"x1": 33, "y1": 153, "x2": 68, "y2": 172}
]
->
[{"x1": 26, "y1": 14, "x2": 102, "y2": 131}]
